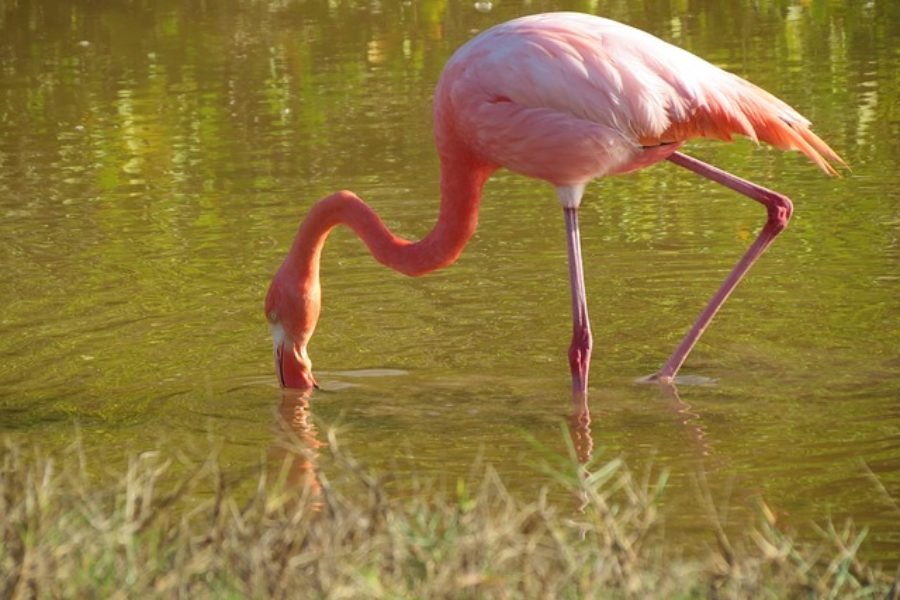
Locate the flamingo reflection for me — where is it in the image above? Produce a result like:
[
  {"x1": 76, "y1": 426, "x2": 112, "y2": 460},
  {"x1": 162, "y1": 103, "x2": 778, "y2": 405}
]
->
[
  {"x1": 657, "y1": 382, "x2": 716, "y2": 459},
  {"x1": 567, "y1": 382, "x2": 716, "y2": 467},
  {"x1": 569, "y1": 394, "x2": 594, "y2": 464},
  {"x1": 272, "y1": 390, "x2": 326, "y2": 502}
]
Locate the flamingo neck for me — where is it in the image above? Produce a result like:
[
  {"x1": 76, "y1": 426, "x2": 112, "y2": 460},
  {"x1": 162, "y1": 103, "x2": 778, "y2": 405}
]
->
[
  {"x1": 269, "y1": 152, "x2": 495, "y2": 353},
  {"x1": 286, "y1": 155, "x2": 493, "y2": 280}
]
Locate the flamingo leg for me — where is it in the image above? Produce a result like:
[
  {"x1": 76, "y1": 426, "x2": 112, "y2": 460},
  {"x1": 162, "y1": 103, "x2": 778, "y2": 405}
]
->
[
  {"x1": 564, "y1": 206, "x2": 593, "y2": 397},
  {"x1": 656, "y1": 151, "x2": 794, "y2": 382}
]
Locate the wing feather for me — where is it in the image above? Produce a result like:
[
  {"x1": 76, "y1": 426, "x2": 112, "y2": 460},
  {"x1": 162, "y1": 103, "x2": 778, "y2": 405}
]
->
[{"x1": 439, "y1": 13, "x2": 844, "y2": 179}]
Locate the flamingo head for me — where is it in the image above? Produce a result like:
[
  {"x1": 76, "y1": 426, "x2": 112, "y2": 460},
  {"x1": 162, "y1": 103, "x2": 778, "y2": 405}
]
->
[
  {"x1": 265, "y1": 273, "x2": 320, "y2": 390},
  {"x1": 268, "y1": 321, "x2": 318, "y2": 390}
]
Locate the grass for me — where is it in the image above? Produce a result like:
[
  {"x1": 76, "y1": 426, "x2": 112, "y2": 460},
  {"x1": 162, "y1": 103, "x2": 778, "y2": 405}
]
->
[{"x1": 0, "y1": 425, "x2": 897, "y2": 599}]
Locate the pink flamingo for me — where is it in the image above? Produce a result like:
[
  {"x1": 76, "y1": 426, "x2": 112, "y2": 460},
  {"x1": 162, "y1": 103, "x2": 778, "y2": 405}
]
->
[{"x1": 265, "y1": 13, "x2": 843, "y2": 396}]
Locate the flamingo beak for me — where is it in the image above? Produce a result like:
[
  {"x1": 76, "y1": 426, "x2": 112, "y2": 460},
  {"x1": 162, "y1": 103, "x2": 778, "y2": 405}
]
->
[{"x1": 271, "y1": 324, "x2": 318, "y2": 390}]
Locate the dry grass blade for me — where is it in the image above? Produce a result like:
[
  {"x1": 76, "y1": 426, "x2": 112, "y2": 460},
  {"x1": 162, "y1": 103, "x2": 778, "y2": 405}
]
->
[{"x1": 0, "y1": 432, "x2": 895, "y2": 599}]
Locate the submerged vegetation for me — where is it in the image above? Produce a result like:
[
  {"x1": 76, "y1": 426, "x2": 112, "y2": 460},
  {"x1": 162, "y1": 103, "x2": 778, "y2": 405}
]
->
[{"x1": 1, "y1": 429, "x2": 896, "y2": 599}]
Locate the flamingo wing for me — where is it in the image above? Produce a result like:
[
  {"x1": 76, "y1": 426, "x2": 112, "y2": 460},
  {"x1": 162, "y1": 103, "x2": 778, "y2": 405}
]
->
[{"x1": 437, "y1": 13, "x2": 843, "y2": 181}]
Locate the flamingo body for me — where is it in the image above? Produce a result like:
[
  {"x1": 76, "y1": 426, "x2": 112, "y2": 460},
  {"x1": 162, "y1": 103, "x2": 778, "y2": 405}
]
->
[
  {"x1": 436, "y1": 13, "x2": 839, "y2": 185},
  {"x1": 266, "y1": 12, "x2": 843, "y2": 394}
]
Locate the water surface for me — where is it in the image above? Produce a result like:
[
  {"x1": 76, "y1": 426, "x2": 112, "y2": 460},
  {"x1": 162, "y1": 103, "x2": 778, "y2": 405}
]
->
[{"x1": 1, "y1": 0, "x2": 898, "y2": 560}]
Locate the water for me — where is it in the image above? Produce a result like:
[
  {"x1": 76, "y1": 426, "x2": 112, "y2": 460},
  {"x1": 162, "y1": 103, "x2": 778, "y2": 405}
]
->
[{"x1": 1, "y1": 0, "x2": 898, "y2": 560}]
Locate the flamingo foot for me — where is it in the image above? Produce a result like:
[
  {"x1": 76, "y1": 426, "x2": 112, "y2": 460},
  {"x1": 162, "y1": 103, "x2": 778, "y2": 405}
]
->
[{"x1": 635, "y1": 373, "x2": 717, "y2": 386}]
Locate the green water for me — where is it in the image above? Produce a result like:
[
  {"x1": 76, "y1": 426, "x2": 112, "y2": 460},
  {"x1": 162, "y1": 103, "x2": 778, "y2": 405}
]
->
[{"x1": 1, "y1": 0, "x2": 898, "y2": 559}]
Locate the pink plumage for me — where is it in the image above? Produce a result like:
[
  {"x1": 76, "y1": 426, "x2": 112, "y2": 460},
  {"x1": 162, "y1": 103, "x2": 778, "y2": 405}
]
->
[
  {"x1": 266, "y1": 12, "x2": 844, "y2": 395},
  {"x1": 436, "y1": 13, "x2": 842, "y2": 183}
]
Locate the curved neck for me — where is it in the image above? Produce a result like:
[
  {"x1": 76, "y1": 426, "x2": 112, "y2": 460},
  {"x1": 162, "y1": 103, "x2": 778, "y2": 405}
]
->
[
  {"x1": 265, "y1": 153, "x2": 494, "y2": 387},
  {"x1": 284, "y1": 155, "x2": 494, "y2": 283}
]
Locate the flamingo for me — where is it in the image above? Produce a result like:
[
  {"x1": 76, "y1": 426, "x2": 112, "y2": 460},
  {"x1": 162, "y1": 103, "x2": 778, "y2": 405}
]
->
[{"x1": 265, "y1": 12, "x2": 844, "y2": 396}]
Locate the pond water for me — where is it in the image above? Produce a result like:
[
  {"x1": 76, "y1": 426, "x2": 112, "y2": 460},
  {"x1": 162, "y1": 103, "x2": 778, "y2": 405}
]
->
[{"x1": 1, "y1": 0, "x2": 898, "y2": 561}]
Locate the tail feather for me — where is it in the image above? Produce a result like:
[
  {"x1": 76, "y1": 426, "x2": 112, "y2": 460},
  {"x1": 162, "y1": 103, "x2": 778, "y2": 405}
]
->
[
  {"x1": 793, "y1": 121, "x2": 847, "y2": 171},
  {"x1": 661, "y1": 78, "x2": 846, "y2": 176},
  {"x1": 748, "y1": 105, "x2": 845, "y2": 176}
]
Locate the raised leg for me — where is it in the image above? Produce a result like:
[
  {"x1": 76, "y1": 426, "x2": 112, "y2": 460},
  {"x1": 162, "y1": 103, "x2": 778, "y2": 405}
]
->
[
  {"x1": 656, "y1": 151, "x2": 794, "y2": 382},
  {"x1": 563, "y1": 206, "x2": 593, "y2": 397}
]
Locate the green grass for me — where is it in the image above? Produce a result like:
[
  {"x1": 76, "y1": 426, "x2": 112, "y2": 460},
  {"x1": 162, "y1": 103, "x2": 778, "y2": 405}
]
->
[{"x1": 1, "y1": 429, "x2": 896, "y2": 599}]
